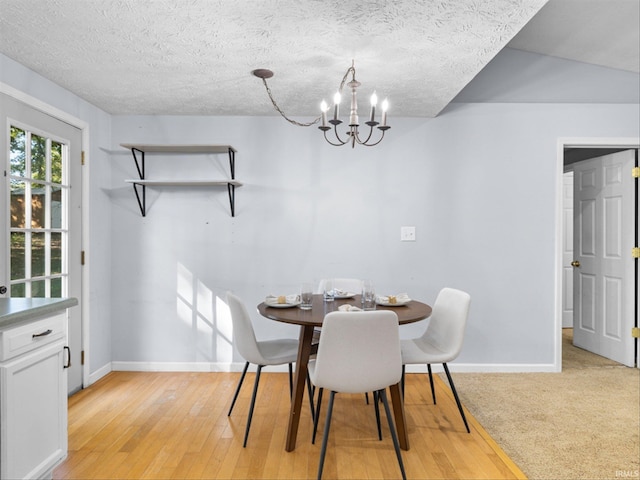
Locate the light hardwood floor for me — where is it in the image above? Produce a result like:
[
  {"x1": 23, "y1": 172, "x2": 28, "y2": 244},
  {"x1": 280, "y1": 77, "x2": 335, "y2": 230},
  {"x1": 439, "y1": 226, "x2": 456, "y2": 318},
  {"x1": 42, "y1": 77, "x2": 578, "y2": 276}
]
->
[{"x1": 54, "y1": 371, "x2": 526, "y2": 479}]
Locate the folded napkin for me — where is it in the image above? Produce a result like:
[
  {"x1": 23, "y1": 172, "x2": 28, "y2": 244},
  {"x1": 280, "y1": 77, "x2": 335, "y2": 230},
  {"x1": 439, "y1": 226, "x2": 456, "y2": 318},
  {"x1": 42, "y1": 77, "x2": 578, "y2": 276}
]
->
[
  {"x1": 334, "y1": 289, "x2": 348, "y2": 296},
  {"x1": 338, "y1": 304, "x2": 362, "y2": 312},
  {"x1": 266, "y1": 294, "x2": 299, "y2": 305},
  {"x1": 376, "y1": 293, "x2": 411, "y2": 304}
]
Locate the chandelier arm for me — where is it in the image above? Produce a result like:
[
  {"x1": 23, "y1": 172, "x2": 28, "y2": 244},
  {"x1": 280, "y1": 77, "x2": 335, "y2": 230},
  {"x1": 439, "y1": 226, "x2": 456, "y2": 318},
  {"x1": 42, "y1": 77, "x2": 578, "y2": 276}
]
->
[
  {"x1": 353, "y1": 124, "x2": 376, "y2": 145},
  {"x1": 358, "y1": 129, "x2": 387, "y2": 147},
  {"x1": 323, "y1": 129, "x2": 348, "y2": 147},
  {"x1": 261, "y1": 78, "x2": 320, "y2": 127}
]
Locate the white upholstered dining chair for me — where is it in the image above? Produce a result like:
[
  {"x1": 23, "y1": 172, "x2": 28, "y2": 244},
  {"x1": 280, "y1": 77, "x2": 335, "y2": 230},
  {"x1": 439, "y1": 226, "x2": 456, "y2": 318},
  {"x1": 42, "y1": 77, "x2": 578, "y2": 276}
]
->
[
  {"x1": 226, "y1": 291, "x2": 300, "y2": 447},
  {"x1": 308, "y1": 310, "x2": 406, "y2": 480},
  {"x1": 401, "y1": 287, "x2": 471, "y2": 433}
]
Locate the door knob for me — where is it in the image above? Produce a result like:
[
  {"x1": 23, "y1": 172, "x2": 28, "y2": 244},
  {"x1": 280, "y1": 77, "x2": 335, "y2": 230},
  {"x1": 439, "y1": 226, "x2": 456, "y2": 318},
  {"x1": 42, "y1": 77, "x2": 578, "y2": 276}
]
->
[{"x1": 571, "y1": 260, "x2": 581, "y2": 267}]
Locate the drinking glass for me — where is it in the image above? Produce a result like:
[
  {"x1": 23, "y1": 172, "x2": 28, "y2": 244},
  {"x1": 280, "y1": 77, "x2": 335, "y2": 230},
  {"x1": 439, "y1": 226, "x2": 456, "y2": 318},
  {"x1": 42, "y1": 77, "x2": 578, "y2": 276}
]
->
[
  {"x1": 323, "y1": 278, "x2": 334, "y2": 302},
  {"x1": 362, "y1": 279, "x2": 376, "y2": 310},
  {"x1": 300, "y1": 282, "x2": 313, "y2": 310}
]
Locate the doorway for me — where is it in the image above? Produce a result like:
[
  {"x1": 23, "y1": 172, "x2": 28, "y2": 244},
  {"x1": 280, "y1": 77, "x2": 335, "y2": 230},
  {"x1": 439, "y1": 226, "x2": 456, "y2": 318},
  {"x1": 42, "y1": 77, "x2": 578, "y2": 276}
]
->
[
  {"x1": 1, "y1": 91, "x2": 85, "y2": 393},
  {"x1": 558, "y1": 140, "x2": 639, "y2": 370}
]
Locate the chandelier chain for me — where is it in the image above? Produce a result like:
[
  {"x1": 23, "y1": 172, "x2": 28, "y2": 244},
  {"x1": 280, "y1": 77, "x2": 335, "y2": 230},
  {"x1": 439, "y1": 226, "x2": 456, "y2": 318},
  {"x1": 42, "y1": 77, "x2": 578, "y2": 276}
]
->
[
  {"x1": 259, "y1": 63, "x2": 354, "y2": 128},
  {"x1": 261, "y1": 78, "x2": 320, "y2": 127}
]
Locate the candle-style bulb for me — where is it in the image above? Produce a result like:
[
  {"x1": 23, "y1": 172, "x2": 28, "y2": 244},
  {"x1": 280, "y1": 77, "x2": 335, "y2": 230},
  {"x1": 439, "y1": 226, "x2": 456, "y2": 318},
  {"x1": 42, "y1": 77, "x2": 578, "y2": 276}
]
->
[
  {"x1": 332, "y1": 92, "x2": 341, "y2": 121},
  {"x1": 320, "y1": 100, "x2": 328, "y2": 112},
  {"x1": 381, "y1": 98, "x2": 389, "y2": 127},
  {"x1": 370, "y1": 92, "x2": 378, "y2": 106}
]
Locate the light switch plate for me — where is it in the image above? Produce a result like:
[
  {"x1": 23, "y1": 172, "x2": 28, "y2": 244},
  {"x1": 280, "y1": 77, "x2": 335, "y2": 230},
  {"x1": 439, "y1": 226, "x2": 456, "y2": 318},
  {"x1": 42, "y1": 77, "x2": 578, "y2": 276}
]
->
[{"x1": 401, "y1": 226, "x2": 416, "y2": 241}]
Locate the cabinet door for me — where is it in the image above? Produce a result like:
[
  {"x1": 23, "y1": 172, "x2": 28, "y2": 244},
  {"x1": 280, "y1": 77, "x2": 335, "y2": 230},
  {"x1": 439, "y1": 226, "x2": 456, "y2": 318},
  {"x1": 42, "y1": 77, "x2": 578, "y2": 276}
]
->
[{"x1": 1, "y1": 340, "x2": 67, "y2": 479}]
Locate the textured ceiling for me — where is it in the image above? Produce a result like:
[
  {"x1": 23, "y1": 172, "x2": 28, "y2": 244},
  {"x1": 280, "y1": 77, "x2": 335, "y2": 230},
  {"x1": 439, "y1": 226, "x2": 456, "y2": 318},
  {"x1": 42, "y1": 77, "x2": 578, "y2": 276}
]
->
[{"x1": 0, "y1": 0, "x2": 638, "y2": 118}]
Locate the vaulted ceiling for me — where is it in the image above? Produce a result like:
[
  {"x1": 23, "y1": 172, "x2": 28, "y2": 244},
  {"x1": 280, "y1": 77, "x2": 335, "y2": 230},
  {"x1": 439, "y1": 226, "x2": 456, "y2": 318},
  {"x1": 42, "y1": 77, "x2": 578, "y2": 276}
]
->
[{"x1": 0, "y1": 0, "x2": 638, "y2": 117}]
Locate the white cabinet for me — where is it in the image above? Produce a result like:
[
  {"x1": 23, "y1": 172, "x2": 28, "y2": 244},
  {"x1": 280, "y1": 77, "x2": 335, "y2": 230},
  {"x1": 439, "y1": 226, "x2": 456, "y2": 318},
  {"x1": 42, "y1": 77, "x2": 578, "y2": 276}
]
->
[{"x1": 0, "y1": 313, "x2": 68, "y2": 480}]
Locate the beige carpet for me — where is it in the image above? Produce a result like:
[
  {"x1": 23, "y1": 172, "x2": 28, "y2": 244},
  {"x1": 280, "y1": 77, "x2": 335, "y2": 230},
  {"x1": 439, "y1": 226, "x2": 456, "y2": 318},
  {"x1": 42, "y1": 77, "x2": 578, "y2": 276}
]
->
[{"x1": 448, "y1": 330, "x2": 639, "y2": 480}]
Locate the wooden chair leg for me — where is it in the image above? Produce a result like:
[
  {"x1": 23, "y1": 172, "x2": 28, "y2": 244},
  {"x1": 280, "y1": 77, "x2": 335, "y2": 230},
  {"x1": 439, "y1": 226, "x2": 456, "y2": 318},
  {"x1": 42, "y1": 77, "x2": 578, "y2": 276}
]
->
[
  {"x1": 243, "y1": 365, "x2": 263, "y2": 447},
  {"x1": 228, "y1": 361, "x2": 249, "y2": 416},
  {"x1": 442, "y1": 363, "x2": 470, "y2": 433}
]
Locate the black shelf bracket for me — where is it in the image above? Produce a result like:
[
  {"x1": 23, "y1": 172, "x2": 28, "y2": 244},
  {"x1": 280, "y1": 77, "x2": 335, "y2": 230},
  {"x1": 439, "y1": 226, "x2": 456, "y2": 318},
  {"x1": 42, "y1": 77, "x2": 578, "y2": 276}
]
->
[
  {"x1": 130, "y1": 147, "x2": 147, "y2": 217},
  {"x1": 227, "y1": 147, "x2": 236, "y2": 217}
]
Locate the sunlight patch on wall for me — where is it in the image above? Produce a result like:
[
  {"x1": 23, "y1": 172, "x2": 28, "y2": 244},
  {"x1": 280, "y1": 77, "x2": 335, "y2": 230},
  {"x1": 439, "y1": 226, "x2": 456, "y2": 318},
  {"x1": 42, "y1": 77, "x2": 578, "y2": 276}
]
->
[{"x1": 216, "y1": 295, "x2": 233, "y2": 364}]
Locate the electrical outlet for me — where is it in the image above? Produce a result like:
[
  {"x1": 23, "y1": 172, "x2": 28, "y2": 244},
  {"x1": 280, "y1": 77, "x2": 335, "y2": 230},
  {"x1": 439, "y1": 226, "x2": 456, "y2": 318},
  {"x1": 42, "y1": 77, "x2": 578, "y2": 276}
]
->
[{"x1": 400, "y1": 226, "x2": 416, "y2": 241}]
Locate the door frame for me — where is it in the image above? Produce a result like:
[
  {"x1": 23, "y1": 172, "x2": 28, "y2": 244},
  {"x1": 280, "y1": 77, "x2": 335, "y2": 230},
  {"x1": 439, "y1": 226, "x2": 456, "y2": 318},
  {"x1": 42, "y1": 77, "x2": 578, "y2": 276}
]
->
[
  {"x1": 556, "y1": 137, "x2": 640, "y2": 371},
  {"x1": 1, "y1": 81, "x2": 91, "y2": 387}
]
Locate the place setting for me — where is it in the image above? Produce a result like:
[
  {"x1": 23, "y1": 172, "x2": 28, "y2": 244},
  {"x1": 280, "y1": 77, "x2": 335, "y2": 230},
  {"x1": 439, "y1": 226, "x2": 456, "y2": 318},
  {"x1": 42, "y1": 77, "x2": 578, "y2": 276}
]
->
[{"x1": 264, "y1": 294, "x2": 301, "y2": 308}]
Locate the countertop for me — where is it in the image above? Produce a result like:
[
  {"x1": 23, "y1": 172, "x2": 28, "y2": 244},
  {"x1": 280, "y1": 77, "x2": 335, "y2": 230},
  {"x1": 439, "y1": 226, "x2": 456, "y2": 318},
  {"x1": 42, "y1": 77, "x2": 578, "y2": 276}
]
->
[{"x1": 0, "y1": 297, "x2": 78, "y2": 328}]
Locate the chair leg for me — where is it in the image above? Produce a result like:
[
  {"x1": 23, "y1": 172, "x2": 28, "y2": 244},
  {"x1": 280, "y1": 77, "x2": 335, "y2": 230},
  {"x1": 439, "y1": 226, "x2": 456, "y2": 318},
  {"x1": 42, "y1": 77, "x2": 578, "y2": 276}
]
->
[
  {"x1": 365, "y1": 392, "x2": 370, "y2": 404},
  {"x1": 373, "y1": 391, "x2": 382, "y2": 440},
  {"x1": 312, "y1": 387, "x2": 324, "y2": 444},
  {"x1": 317, "y1": 391, "x2": 336, "y2": 480},
  {"x1": 307, "y1": 372, "x2": 316, "y2": 419},
  {"x1": 427, "y1": 364, "x2": 437, "y2": 404},
  {"x1": 288, "y1": 363, "x2": 293, "y2": 397},
  {"x1": 243, "y1": 365, "x2": 263, "y2": 447},
  {"x1": 401, "y1": 365, "x2": 405, "y2": 397},
  {"x1": 228, "y1": 361, "x2": 249, "y2": 416},
  {"x1": 379, "y1": 389, "x2": 407, "y2": 480},
  {"x1": 442, "y1": 363, "x2": 470, "y2": 433}
]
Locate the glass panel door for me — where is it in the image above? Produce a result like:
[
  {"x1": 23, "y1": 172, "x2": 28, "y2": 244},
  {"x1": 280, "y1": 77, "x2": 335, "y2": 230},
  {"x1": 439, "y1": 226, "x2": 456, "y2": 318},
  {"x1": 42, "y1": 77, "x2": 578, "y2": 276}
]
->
[{"x1": 9, "y1": 125, "x2": 69, "y2": 298}]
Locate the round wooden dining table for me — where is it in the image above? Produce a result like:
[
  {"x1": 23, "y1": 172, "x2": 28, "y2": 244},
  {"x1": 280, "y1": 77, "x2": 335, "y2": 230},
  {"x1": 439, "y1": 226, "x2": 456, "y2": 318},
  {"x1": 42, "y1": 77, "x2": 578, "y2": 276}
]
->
[{"x1": 257, "y1": 294, "x2": 432, "y2": 452}]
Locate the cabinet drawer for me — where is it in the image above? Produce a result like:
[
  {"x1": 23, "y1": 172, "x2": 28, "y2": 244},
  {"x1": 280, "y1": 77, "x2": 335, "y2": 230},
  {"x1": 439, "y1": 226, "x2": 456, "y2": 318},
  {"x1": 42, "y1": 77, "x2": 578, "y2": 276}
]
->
[{"x1": 0, "y1": 313, "x2": 66, "y2": 361}]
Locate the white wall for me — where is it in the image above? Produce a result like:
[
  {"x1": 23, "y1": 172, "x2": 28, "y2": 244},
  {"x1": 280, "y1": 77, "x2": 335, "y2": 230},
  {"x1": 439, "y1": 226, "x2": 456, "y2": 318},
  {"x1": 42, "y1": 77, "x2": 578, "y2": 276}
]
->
[
  {"x1": 0, "y1": 54, "x2": 113, "y2": 378},
  {"x1": 2, "y1": 49, "x2": 639, "y2": 379},
  {"x1": 109, "y1": 101, "x2": 639, "y2": 372}
]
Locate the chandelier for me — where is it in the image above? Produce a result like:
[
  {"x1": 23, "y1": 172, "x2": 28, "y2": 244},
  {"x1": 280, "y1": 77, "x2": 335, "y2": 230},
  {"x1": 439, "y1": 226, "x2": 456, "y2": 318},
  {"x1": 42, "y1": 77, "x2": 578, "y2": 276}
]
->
[{"x1": 252, "y1": 61, "x2": 390, "y2": 148}]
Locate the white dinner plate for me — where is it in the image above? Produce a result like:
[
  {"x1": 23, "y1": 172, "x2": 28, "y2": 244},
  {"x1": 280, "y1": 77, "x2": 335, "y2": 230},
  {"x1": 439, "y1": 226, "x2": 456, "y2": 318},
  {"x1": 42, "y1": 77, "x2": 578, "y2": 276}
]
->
[
  {"x1": 265, "y1": 300, "x2": 301, "y2": 308},
  {"x1": 376, "y1": 297, "x2": 411, "y2": 307},
  {"x1": 334, "y1": 292, "x2": 356, "y2": 299}
]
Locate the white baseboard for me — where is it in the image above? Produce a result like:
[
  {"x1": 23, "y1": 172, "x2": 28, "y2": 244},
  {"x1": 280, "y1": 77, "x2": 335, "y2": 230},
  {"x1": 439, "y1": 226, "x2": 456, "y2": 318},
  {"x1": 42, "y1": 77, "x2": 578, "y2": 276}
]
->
[
  {"x1": 87, "y1": 361, "x2": 559, "y2": 385},
  {"x1": 404, "y1": 363, "x2": 559, "y2": 373},
  {"x1": 88, "y1": 362, "x2": 113, "y2": 385}
]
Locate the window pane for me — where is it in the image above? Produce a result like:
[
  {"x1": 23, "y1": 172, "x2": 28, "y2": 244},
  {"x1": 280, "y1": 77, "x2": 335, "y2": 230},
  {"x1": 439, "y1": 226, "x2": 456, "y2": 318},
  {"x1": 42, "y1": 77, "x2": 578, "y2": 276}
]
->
[
  {"x1": 10, "y1": 126, "x2": 26, "y2": 177},
  {"x1": 51, "y1": 141, "x2": 62, "y2": 184},
  {"x1": 10, "y1": 178, "x2": 26, "y2": 228},
  {"x1": 10, "y1": 232, "x2": 25, "y2": 280},
  {"x1": 51, "y1": 278, "x2": 62, "y2": 298},
  {"x1": 31, "y1": 133, "x2": 47, "y2": 181},
  {"x1": 51, "y1": 232, "x2": 62, "y2": 274},
  {"x1": 31, "y1": 183, "x2": 46, "y2": 228},
  {"x1": 51, "y1": 186, "x2": 62, "y2": 228},
  {"x1": 11, "y1": 283, "x2": 25, "y2": 298},
  {"x1": 32, "y1": 280, "x2": 45, "y2": 298},
  {"x1": 31, "y1": 232, "x2": 45, "y2": 277}
]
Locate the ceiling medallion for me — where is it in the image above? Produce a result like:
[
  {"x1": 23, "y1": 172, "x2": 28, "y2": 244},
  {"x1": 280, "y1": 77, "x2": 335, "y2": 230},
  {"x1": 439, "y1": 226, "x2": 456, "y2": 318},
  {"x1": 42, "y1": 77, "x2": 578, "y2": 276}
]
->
[{"x1": 252, "y1": 61, "x2": 390, "y2": 148}]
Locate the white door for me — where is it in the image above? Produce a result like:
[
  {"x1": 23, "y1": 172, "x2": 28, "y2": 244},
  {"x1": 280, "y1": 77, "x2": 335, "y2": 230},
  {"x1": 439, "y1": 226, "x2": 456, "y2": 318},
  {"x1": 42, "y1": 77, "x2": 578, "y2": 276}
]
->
[
  {"x1": 572, "y1": 150, "x2": 636, "y2": 366},
  {"x1": 0, "y1": 93, "x2": 83, "y2": 393},
  {"x1": 562, "y1": 171, "x2": 574, "y2": 328}
]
